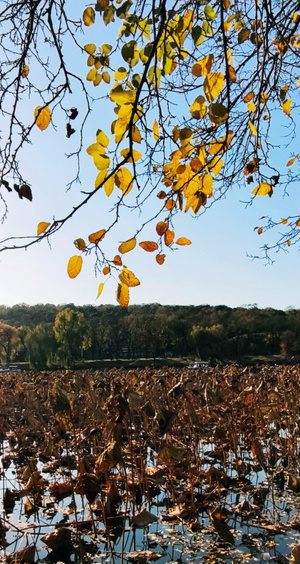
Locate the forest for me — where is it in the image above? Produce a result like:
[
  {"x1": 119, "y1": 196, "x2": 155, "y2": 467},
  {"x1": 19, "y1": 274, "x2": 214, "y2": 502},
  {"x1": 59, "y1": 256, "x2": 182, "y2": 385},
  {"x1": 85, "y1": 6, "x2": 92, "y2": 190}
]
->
[{"x1": 0, "y1": 303, "x2": 299, "y2": 369}]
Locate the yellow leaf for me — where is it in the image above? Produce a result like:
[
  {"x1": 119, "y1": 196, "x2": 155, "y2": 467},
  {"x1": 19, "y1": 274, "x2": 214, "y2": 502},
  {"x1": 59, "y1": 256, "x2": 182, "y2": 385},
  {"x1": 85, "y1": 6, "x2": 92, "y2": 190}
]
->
[
  {"x1": 203, "y1": 73, "x2": 224, "y2": 102},
  {"x1": 96, "y1": 130, "x2": 109, "y2": 147},
  {"x1": 67, "y1": 256, "x2": 83, "y2": 279},
  {"x1": 282, "y1": 98, "x2": 291, "y2": 116},
  {"x1": 208, "y1": 156, "x2": 223, "y2": 175},
  {"x1": 247, "y1": 101, "x2": 256, "y2": 112},
  {"x1": 120, "y1": 148, "x2": 142, "y2": 162},
  {"x1": 176, "y1": 237, "x2": 191, "y2": 245},
  {"x1": 116, "y1": 283, "x2": 129, "y2": 307},
  {"x1": 88, "y1": 229, "x2": 106, "y2": 244},
  {"x1": 118, "y1": 237, "x2": 136, "y2": 254},
  {"x1": 84, "y1": 43, "x2": 96, "y2": 54},
  {"x1": 95, "y1": 170, "x2": 107, "y2": 189},
  {"x1": 132, "y1": 125, "x2": 142, "y2": 143},
  {"x1": 109, "y1": 84, "x2": 136, "y2": 105},
  {"x1": 93, "y1": 154, "x2": 111, "y2": 171},
  {"x1": 104, "y1": 175, "x2": 114, "y2": 196},
  {"x1": 102, "y1": 71, "x2": 110, "y2": 84},
  {"x1": 37, "y1": 221, "x2": 50, "y2": 236},
  {"x1": 114, "y1": 67, "x2": 128, "y2": 81},
  {"x1": 139, "y1": 241, "x2": 158, "y2": 252},
  {"x1": 191, "y1": 54, "x2": 214, "y2": 77},
  {"x1": 190, "y1": 96, "x2": 207, "y2": 119},
  {"x1": 248, "y1": 121, "x2": 257, "y2": 136},
  {"x1": 281, "y1": 218, "x2": 288, "y2": 224},
  {"x1": 119, "y1": 266, "x2": 140, "y2": 286},
  {"x1": 96, "y1": 282, "x2": 104, "y2": 299},
  {"x1": 115, "y1": 167, "x2": 133, "y2": 194},
  {"x1": 199, "y1": 173, "x2": 213, "y2": 196},
  {"x1": 252, "y1": 183, "x2": 272, "y2": 196},
  {"x1": 21, "y1": 65, "x2": 29, "y2": 78},
  {"x1": 74, "y1": 238, "x2": 86, "y2": 251},
  {"x1": 83, "y1": 6, "x2": 95, "y2": 26},
  {"x1": 87, "y1": 69, "x2": 97, "y2": 82},
  {"x1": 152, "y1": 120, "x2": 159, "y2": 141},
  {"x1": 86, "y1": 142, "x2": 106, "y2": 156},
  {"x1": 34, "y1": 106, "x2": 51, "y2": 130}
]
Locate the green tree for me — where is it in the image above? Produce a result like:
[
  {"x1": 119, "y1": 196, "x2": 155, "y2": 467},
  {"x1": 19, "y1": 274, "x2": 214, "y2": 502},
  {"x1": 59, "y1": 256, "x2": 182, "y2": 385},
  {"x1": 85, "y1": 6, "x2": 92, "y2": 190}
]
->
[
  {"x1": 25, "y1": 324, "x2": 57, "y2": 369},
  {"x1": 0, "y1": 1, "x2": 300, "y2": 304},
  {"x1": 0, "y1": 322, "x2": 19, "y2": 366},
  {"x1": 54, "y1": 308, "x2": 91, "y2": 367}
]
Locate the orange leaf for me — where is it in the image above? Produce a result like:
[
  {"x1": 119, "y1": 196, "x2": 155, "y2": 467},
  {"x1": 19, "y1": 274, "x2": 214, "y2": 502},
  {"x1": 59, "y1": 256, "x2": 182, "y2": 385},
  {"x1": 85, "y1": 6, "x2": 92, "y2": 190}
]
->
[
  {"x1": 176, "y1": 237, "x2": 191, "y2": 245},
  {"x1": 165, "y1": 199, "x2": 176, "y2": 210},
  {"x1": 139, "y1": 241, "x2": 159, "y2": 252},
  {"x1": 156, "y1": 254, "x2": 166, "y2": 265},
  {"x1": 103, "y1": 266, "x2": 110, "y2": 275},
  {"x1": 112, "y1": 255, "x2": 122, "y2": 265},
  {"x1": 164, "y1": 229, "x2": 175, "y2": 246},
  {"x1": 88, "y1": 229, "x2": 106, "y2": 244},
  {"x1": 67, "y1": 256, "x2": 83, "y2": 278},
  {"x1": 156, "y1": 222, "x2": 168, "y2": 236}
]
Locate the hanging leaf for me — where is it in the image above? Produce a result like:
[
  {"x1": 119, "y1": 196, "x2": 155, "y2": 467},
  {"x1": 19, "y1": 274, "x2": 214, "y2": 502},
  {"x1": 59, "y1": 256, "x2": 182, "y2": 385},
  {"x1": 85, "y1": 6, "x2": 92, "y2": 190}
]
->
[
  {"x1": 104, "y1": 175, "x2": 114, "y2": 196},
  {"x1": 286, "y1": 154, "x2": 299, "y2": 167},
  {"x1": 113, "y1": 254, "x2": 122, "y2": 265},
  {"x1": 84, "y1": 43, "x2": 96, "y2": 54},
  {"x1": 88, "y1": 229, "x2": 106, "y2": 244},
  {"x1": 21, "y1": 65, "x2": 30, "y2": 78},
  {"x1": 37, "y1": 222, "x2": 50, "y2": 236},
  {"x1": 176, "y1": 237, "x2": 191, "y2": 245},
  {"x1": 156, "y1": 253, "x2": 166, "y2": 265},
  {"x1": 191, "y1": 54, "x2": 214, "y2": 77},
  {"x1": 152, "y1": 120, "x2": 160, "y2": 140},
  {"x1": 252, "y1": 183, "x2": 272, "y2": 196},
  {"x1": 109, "y1": 84, "x2": 136, "y2": 105},
  {"x1": 103, "y1": 266, "x2": 110, "y2": 275},
  {"x1": 83, "y1": 6, "x2": 95, "y2": 26},
  {"x1": 115, "y1": 167, "x2": 133, "y2": 194},
  {"x1": 120, "y1": 148, "x2": 142, "y2": 162},
  {"x1": 118, "y1": 237, "x2": 136, "y2": 254},
  {"x1": 95, "y1": 170, "x2": 108, "y2": 189},
  {"x1": 74, "y1": 238, "x2": 86, "y2": 251},
  {"x1": 208, "y1": 103, "x2": 228, "y2": 124},
  {"x1": 190, "y1": 95, "x2": 207, "y2": 119},
  {"x1": 203, "y1": 73, "x2": 224, "y2": 102},
  {"x1": 164, "y1": 229, "x2": 175, "y2": 246},
  {"x1": 96, "y1": 283, "x2": 104, "y2": 299},
  {"x1": 116, "y1": 283, "x2": 129, "y2": 307},
  {"x1": 67, "y1": 256, "x2": 83, "y2": 278},
  {"x1": 139, "y1": 241, "x2": 158, "y2": 252},
  {"x1": 34, "y1": 106, "x2": 51, "y2": 130},
  {"x1": 248, "y1": 121, "x2": 257, "y2": 136},
  {"x1": 282, "y1": 98, "x2": 291, "y2": 116},
  {"x1": 119, "y1": 266, "x2": 140, "y2": 286},
  {"x1": 156, "y1": 221, "x2": 168, "y2": 236}
]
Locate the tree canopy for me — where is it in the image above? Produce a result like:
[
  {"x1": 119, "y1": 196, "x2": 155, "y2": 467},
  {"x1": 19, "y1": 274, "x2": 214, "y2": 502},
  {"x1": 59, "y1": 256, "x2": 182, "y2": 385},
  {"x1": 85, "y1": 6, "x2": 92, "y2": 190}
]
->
[{"x1": 1, "y1": 0, "x2": 300, "y2": 305}]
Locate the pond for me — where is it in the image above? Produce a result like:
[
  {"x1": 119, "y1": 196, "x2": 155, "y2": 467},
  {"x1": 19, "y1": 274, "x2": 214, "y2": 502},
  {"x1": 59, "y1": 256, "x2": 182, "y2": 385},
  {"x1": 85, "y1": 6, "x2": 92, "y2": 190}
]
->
[{"x1": 1, "y1": 365, "x2": 300, "y2": 563}]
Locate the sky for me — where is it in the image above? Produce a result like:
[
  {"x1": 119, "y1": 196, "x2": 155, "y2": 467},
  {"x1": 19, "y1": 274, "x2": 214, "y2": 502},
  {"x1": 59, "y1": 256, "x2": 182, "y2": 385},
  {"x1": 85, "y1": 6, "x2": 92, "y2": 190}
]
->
[{"x1": 0, "y1": 5, "x2": 299, "y2": 311}]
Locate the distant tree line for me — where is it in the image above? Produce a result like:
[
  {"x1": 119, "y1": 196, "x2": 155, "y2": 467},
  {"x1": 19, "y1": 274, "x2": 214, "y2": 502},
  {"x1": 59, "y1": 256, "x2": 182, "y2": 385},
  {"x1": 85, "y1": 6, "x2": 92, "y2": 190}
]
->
[{"x1": 0, "y1": 303, "x2": 299, "y2": 368}]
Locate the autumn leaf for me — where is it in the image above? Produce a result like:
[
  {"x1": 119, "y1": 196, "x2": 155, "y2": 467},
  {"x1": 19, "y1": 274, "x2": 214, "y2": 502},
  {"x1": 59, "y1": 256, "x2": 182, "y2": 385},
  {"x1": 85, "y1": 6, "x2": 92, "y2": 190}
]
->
[
  {"x1": 286, "y1": 154, "x2": 299, "y2": 167},
  {"x1": 88, "y1": 229, "x2": 106, "y2": 244},
  {"x1": 190, "y1": 95, "x2": 207, "y2": 119},
  {"x1": 115, "y1": 167, "x2": 133, "y2": 194},
  {"x1": 112, "y1": 254, "x2": 122, "y2": 265},
  {"x1": 37, "y1": 222, "x2": 50, "y2": 236},
  {"x1": 152, "y1": 120, "x2": 159, "y2": 140},
  {"x1": 104, "y1": 175, "x2": 114, "y2": 196},
  {"x1": 96, "y1": 283, "x2": 104, "y2": 299},
  {"x1": 74, "y1": 238, "x2": 86, "y2": 251},
  {"x1": 103, "y1": 266, "x2": 110, "y2": 275},
  {"x1": 116, "y1": 283, "x2": 129, "y2": 307},
  {"x1": 156, "y1": 253, "x2": 166, "y2": 265},
  {"x1": 139, "y1": 241, "x2": 158, "y2": 252},
  {"x1": 109, "y1": 84, "x2": 136, "y2": 105},
  {"x1": 164, "y1": 229, "x2": 175, "y2": 246},
  {"x1": 120, "y1": 148, "x2": 142, "y2": 162},
  {"x1": 83, "y1": 7, "x2": 95, "y2": 26},
  {"x1": 21, "y1": 65, "x2": 29, "y2": 78},
  {"x1": 191, "y1": 54, "x2": 214, "y2": 77},
  {"x1": 118, "y1": 237, "x2": 136, "y2": 254},
  {"x1": 67, "y1": 256, "x2": 83, "y2": 278},
  {"x1": 119, "y1": 266, "x2": 140, "y2": 286},
  {"x1": 34, "y1": 106, "x2": 51, "y2": 130},
  {"x1": 156, "y1": 222, "x2": 168, "y2": 236},
  {"x1": 248, "y1": 121, "x2": 257, "y2": 136},
  {"x1": 282, "y1": 98, "x2": 291, "y2": 116},
  {"x1": 208, "y1": 103, "x2": 228, "y2": 124},
  {"x1": 176, "y1": 237, "x2": 191, "y2": 245},
  {"x1": 203, "y1": 73, "x2": 224, "y2": 102},
  {"x1": 252, "y1": 183, "x2": 272, "y2": 196}
]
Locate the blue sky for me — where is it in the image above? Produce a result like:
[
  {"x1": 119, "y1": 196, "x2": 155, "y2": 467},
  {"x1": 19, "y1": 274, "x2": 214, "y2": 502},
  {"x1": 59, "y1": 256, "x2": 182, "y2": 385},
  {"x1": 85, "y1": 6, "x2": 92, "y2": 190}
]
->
[{"x1": 0, "y1": 5, "x2": 299, "y2": 310}]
